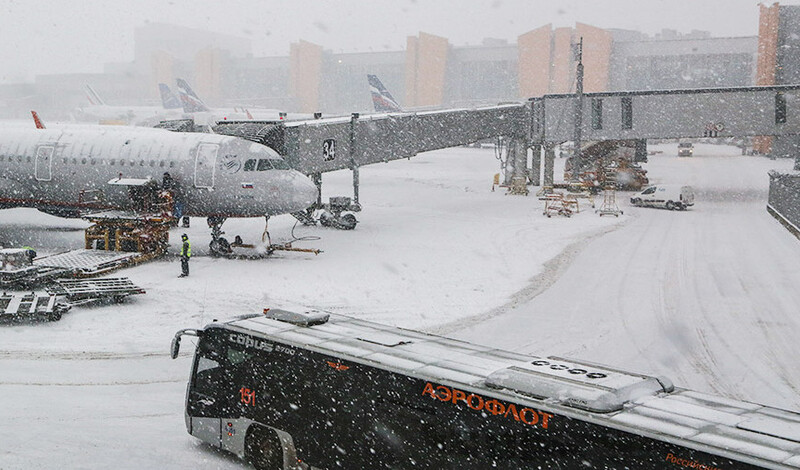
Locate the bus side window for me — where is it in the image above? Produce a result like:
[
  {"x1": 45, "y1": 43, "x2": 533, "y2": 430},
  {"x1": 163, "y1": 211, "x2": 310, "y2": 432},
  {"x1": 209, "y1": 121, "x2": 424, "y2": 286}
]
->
[{"x1": 244, "y1": 159, "x2": 256, "y2": 171}]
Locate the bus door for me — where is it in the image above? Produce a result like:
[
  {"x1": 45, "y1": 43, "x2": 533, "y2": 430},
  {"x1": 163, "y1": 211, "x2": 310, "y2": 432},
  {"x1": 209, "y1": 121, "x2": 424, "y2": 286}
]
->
[
  {"x1": 188, "y1": 343, "x2": 226, "y2": 447},
  {"x1": 194, "y1": 143, "x2": 218, "y2": 189},
  {"x1": 34, "y1": 145, "x2": 54, "y2": 182}
]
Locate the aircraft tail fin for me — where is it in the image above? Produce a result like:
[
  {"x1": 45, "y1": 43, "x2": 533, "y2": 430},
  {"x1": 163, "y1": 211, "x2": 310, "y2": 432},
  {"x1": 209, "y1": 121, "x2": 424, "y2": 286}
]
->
[
  {"x1": 31, "y1": 110, "x2": 46, "y2": 129},
  {"x1": 176, "y1": 78, "x2": 211, "y2": 113},
  {"x1": 85, "y1": 84, "x2": 106, "y2": 106},
  {"x1": 246, "y1": 109, "x2": 254, "y2": 120},
  {"x1": 367, "y1": 74, "x2": 403, "y2": 112},
  {"x1": 159, "y1": 83, "x2": 183, "y2": 109}
]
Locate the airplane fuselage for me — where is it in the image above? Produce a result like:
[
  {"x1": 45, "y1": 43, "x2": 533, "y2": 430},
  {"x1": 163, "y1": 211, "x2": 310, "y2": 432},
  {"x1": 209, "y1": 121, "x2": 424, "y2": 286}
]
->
[{"x1": 0, "y1": 127, "x2": 317, "y2": 218}]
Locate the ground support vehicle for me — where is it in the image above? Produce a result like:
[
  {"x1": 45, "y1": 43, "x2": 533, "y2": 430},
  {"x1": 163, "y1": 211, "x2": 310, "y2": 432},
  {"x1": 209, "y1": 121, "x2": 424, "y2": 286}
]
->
[
  {"x1": 678, "y1": 142, "x2": 694, "y2": 157},
  {"x1": 631, "y1": 185, "x2": 695, "y2": 210},
  {"x1": 171, "y1": 309, "x2": 800, "y2": 469}
]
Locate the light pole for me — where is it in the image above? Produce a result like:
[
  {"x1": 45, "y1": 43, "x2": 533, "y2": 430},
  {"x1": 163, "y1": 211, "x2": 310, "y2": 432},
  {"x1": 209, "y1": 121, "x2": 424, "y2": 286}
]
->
[{"x1": 573, "y1": 37, "x2": 584, "y2": 182}]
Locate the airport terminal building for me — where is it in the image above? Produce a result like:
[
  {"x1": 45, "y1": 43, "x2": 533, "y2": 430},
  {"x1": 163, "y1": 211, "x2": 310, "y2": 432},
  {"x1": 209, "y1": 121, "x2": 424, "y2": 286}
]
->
[{"x1": 2, "y1": 3, "x2": 799, "y2": 157}]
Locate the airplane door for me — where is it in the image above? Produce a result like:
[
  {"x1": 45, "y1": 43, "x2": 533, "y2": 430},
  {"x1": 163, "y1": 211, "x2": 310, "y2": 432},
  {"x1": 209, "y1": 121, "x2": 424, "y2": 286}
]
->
[
  {"x1": 194, "y1": 143, "x2": 218, "y2": 189},
  {"x1": 34, "y1": 146, "x2": 54, "y2": 182}
]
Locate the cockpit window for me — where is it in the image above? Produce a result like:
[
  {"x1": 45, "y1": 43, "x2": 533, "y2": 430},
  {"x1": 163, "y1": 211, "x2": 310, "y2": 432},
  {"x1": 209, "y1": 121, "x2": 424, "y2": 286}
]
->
[
  {"x1": 243, "y1": 159, "x2": 256, "y2": 172},
  {"x1": 257, "y1": 159, "x2": 273, "y2": 171},
  {"x1": 270, "y1": 159, "x2": 290, "y2": 170}
]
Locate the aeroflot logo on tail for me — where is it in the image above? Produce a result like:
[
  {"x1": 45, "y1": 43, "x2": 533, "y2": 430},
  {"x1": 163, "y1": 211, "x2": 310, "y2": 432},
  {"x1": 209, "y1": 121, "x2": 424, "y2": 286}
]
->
[
  {"x1": 229, "y1": 334, "x2": 274, "y2": 352},
  {"x1": 422, "y1": 382, "x2": 553, "y2": 429}
]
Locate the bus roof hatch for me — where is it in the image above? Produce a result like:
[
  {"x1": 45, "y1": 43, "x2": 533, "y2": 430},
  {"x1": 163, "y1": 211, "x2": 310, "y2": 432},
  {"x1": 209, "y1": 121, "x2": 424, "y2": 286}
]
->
[
  {"x1": 263, "y1": 308, "x2": 330, "y2": 327},
  {"x1": 485, "y1": 361, "x2": 672, "y2": 413}
]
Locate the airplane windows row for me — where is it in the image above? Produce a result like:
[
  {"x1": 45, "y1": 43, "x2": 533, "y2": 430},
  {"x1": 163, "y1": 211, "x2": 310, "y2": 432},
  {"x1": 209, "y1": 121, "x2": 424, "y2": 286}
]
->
[
  {"x1": 0, "y1": 155, "x2": 174, "y2": 170},
  {"x1": 51, "y1": 157, "x2": 177, "y2": 168},
  {"x1": 0, "y1": 155, "x2": 31, "y2": 163},
  {"x1": 243, "y1": 158, "x2": 289, "y2": 171}
]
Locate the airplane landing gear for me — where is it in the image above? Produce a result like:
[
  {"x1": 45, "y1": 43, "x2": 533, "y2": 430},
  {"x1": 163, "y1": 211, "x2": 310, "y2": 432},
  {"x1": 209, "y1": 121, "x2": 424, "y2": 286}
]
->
[{"x1": 207, "y1": 216, "x2": 231, "y2": 257}]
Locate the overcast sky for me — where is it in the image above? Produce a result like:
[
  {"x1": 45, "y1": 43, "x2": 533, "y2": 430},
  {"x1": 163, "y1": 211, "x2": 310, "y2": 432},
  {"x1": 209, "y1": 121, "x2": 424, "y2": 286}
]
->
[{"x1": 0, "y1": 0, "x2": 796, "y2": 84}]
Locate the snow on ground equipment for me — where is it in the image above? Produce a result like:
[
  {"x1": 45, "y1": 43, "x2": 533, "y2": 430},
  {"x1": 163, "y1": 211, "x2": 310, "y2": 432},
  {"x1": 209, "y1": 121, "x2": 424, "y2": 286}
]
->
[
  {"x1": 46, "y1": 277, "x2": 145, "y2": 306},
  {"x1": 596, "y1": 185, "x2": 623, "y2": 217},
  {"x1": 540, "y1": 192, "x2": 575, "y2": 217},
  {"x1": 35, "y1": 249, "x2": 142, "y2": 278},
  {"x1": 25, "y1": 210, "x2": 173, "y2": 280},
  {"x1": 83, "y1": 210, "x2": 171, "y2": 259},
  {"x1": 0, "y1": 248, "x2": 75, "y2": 288},
  {"x1": 208, "y1": 217, "x2": 322, "y2": 259},
  {"x1": 317, "y1": 196, "x2": 359, "y2": 230},
  {"x1": 0, "y1": 292, "x2": 70, "y2": 323}
]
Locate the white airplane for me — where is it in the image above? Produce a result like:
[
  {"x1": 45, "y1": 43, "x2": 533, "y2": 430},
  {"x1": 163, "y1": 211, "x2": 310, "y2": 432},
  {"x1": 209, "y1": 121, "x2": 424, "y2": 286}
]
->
[
  {"x1": 76, "y1": 84, "x2": 184, "y2": 126},
  {"x1": 0, "y1": 117, "x2": 318, "y2": 253},
  {"x1": 175, "y1": 78, "x2": 311, "y2": 123}
]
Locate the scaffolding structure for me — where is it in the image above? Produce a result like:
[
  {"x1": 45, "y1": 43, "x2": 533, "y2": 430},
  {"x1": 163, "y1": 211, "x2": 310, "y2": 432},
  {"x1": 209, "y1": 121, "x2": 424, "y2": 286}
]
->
[{"x1": 596, "y1": 186, "x2": 623, "y2": 217}]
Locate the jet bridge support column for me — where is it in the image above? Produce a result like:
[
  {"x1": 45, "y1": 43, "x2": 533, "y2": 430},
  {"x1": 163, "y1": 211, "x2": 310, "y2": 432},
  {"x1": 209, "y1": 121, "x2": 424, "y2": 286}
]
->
[
  {"x1": 543, "y1": 143, "x2": 556, "y2": 189},
  {"x1": 530, "y1": 143, "x2": 542, "y2": 186},
  {"x1": 312, "y1": 173, "x2": 322, "y2": 208},
  {"x1": 506, "y1": 137, "x2": 530, "y2": 195},
  {"x1": 350, "y1": 113, "x2": 361, "y2": 209}
]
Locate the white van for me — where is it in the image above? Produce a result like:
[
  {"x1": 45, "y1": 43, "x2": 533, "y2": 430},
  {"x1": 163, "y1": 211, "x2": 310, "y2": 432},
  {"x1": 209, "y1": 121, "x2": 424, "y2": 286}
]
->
[
  {"x1": 678, "y1": 142, "x2": 694, "y2": 157},
  {"x1": 630, "y1": 185, "x2": 694, "y2": 210}
]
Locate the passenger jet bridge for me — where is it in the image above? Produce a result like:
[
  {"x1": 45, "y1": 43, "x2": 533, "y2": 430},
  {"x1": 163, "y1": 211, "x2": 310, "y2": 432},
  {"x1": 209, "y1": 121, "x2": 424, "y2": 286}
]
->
[{"x1": 211, "y1": 84, "x2": 800, "y2": 209}]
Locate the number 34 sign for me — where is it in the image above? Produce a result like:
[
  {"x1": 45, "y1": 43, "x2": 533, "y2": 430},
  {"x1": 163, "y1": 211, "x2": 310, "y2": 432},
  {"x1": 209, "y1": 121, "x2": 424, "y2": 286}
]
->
[{"x1": 323, "y1": 139, "x2": 336, "y2": 161}]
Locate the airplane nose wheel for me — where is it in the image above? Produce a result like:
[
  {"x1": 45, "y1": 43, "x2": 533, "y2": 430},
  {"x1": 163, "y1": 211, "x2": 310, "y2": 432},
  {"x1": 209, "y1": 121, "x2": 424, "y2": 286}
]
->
[
  {"x1": 209, "y1": 237, "x2": 230, "y2": 257},
  {"x1": 207, "y1": 216, "x2": 231, "y2": 257}
]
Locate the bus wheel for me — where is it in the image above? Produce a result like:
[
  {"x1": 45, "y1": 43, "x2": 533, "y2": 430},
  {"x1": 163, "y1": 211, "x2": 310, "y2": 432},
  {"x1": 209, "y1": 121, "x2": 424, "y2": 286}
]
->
[
  {"x1": 666, "y1": 201, "x2": 675, "y2": 210},
  {"x1": 246, "y1": 427, "x2": 283, "y2": 470}
]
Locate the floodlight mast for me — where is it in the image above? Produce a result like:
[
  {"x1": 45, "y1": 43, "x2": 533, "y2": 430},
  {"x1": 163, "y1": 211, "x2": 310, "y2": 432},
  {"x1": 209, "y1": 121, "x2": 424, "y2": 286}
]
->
[{"x1": 573, "y1": 37, "x2": 584, "y2": 182}]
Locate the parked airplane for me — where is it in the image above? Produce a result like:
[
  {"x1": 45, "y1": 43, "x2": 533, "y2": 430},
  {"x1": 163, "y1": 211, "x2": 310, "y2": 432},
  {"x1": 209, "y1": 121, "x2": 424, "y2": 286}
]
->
[
  {"x1": 367, "y1": 74, "x2": 403, "y2": 113},
  {"x1": 0, "y1": 117, "x2": 318, "y2": 253},
  {"x1": 76, "y1": 84, "x2": 184, "y2": 126},
  {"x1": 175, "y1": 78, "x2": 309, "y2": 122}
]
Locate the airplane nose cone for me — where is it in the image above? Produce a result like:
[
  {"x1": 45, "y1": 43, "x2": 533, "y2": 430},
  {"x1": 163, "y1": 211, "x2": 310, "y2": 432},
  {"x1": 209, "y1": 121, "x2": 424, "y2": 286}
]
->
[{"x1": 291, "y1": 172, "x2": 318, "y2": 211}]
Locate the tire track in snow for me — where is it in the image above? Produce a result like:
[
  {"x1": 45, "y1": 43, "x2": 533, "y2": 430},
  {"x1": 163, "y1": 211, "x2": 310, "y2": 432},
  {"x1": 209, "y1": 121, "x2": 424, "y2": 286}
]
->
[
  {"x1": 430, "y1": 220, "x2": 629, "y2": 336},
  {"x1": 0, "y1": 350, "x2": 171, "y2": 360}
]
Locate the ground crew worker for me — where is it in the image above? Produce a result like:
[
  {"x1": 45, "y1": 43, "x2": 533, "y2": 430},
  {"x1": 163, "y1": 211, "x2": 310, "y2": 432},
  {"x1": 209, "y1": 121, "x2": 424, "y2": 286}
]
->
[
  {"x1": 179, "y1": 234, "x2": 191, "y2": 277},
  {"x1": 21, "y1": 246, "x2": 37, "y2": 263}
]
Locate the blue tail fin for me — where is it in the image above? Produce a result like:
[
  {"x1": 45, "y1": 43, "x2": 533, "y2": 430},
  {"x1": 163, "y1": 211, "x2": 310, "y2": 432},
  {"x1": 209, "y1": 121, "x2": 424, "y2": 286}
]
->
[
  {"x1": 159, "y1": 83, "x2": 182, "y2": 109},
  {"x1": 175, "y1": 78, "x2": 211, "y2": 113},
  {"x1": 367, "y1": 74, "x2": 402, "y2": 112}
]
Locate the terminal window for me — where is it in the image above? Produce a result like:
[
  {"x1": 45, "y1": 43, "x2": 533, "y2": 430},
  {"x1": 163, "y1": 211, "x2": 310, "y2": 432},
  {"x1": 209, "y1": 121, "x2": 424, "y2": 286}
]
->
[
  {"x1": 776, "y1": 92, "x2": 787, "y2": 124},
  {"x1": 621, "y1": 97, "x2": 633, "y2": 129},
  {"x1": 591, "y1": 99, "x2": 603, "y2": 130}
]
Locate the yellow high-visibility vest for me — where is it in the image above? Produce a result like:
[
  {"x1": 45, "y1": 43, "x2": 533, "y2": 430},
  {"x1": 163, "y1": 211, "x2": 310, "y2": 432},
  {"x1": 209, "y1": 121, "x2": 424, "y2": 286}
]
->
[{"x1": 181, "y1": 240, "x2": 192, "y2": 257}]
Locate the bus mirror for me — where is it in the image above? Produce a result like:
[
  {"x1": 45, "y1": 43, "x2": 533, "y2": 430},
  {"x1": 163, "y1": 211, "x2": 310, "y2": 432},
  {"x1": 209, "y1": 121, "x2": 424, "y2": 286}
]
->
[
  {"x1": 170, "y1": 335, "x2": 181, "y2": 359},
  {"x1": 171, "y1": 328, "x2": 201, "y2": 359}
]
